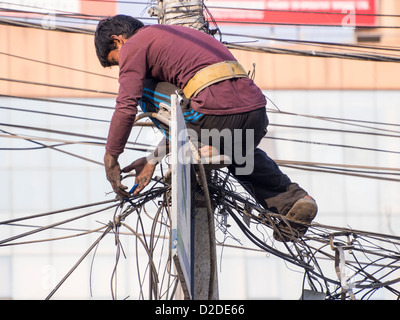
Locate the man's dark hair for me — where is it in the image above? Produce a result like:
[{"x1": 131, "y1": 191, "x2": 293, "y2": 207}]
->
[{"x1": 94, "y1": 15, "x2": 144, "y2": 67}]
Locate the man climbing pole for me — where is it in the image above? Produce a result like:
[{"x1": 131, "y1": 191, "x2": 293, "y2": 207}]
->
[{"x1": 94, "y1": 14, "x2": 318, "y2": 240}]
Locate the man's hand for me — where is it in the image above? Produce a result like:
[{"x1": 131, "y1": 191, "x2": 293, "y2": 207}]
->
[
  {"x1": 122, "y1": 157, "x2": 157, "y2": 195},
  {"x1": 104, "y1": 151, "x2": 131, "y2": 199}
]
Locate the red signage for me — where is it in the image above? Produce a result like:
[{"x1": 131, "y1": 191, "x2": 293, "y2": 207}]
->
[
  {"x1": 207, "y1": 0, "x2": 377, "y2": 26},
  {"x1": 1, "y1": 0, "x2": 117, "y2": 18}
]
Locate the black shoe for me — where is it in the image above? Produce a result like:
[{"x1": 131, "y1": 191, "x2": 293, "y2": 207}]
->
[{"x1": 273, "y1": 197, "x2": 318, "y2": 242}]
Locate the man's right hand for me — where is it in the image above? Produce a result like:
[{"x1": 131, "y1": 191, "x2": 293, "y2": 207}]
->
[
  {"x1": 104, "y1": 151, "x2": 131, "y2": 199},
  {"x1": 121, "y1": 157, "x2": 157, "y2": 195}
]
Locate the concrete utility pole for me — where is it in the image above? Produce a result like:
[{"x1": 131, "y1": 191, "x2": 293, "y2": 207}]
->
[
  {"x1": 149, "y1": 0, "x2": 219, "y2": 300},
  {"x1": 148, "y1": 0, "x2": 208, "y2": 32}
]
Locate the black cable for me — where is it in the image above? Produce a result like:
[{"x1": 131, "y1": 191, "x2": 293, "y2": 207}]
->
[
  {"x1": 222, "y1": 32, "x2": 400, "y2": 56},
  {"x1": 0, "y1": 105, "x2": 110, "y2": 123},
  {"x1": 269, "y1": 123, "x2": 400, "y2": 139},
  {"x1": 265, "y1": 135, "x2": 400, "y2": 156},
  {"x1": 267, "y1": 108, "x2": 400, "y2": 132},
  {"x1": 0, "y1": 77, "x2": 117, "y2": 95},
  {"x1": 215, "y1": 18, "x2": 400, "y2": 29},
  {"x1": 0, "y1": 51, "x2": 118, "y2": 80},
  {"x1": 0, "y1": 202, "x2": 118, "y2": 246},
  {"x1": 45, "y1": 223, "x2": 114, "y2": 300},
  {"x1": 0, "y1": 199, "x2": 118, "y2": 226},
  {"x1": 0, "y1": 94, "x2": 114, "y2": 110},
  {"x1": 0, "y1": 123, "x2": 152, "y2": 151},
  {"x1": 205, "y1": 4, "x2": 400, "y2": 19},
  {"x1": 226, "y1": 42, "x2": 400, "y2": 63}
]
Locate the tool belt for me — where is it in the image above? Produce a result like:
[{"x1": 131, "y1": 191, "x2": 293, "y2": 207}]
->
[{"x1": 182, "y1": 60, "x2": 248, "y2": 98}]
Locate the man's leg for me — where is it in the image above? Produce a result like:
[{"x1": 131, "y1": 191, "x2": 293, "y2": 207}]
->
[
  {"x1": 230, "y1": 148, "x2": 317, "y2": 241},
  {"x1": 220, "y1": 106, "x2": 318, "y2": 240},
  {"x1": 188, "y1": 107, "x2": 310, "y2": 216},
  {"x1": 140, "y1": 82, "x2": 317, "y2": 235},
  {"x1": 230, "y1": 148, "x2": 308, "y2": 214}
]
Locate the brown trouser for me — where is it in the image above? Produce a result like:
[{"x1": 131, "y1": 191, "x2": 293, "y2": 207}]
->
[{"x1": 139, "y1": 80, "x2": 308, "y2": 215}]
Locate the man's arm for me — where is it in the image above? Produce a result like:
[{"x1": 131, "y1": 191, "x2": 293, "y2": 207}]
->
[
  {"x1": 104, "y1": 42, "x2": 148, "y2": 197},
  {"x1": 106, "y1": 43, "x2": 147, "y2": 155}
]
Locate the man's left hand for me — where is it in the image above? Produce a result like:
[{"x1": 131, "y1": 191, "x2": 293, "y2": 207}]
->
[{"x1": 104, "y1": 151, "x2": 131, "y2": 199}]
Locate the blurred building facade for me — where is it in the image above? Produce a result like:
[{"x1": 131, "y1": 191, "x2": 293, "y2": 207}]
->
[{"x1": 1, "y1": 0, "x2": 400, "y2": 299}]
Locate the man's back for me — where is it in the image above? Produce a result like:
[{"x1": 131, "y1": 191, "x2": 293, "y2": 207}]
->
[{"x1": 118, "y1": 24, "x2": 266, "y2": 116}]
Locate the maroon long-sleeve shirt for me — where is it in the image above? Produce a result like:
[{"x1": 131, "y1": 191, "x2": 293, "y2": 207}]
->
[{"x1": 106, "y1": 24, "x2": 266, "y2": 155}]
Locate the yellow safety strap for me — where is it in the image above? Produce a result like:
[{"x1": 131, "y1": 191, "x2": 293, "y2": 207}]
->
[{"x1": 182, "y1": 61, "x2": 248, "y2": 98}]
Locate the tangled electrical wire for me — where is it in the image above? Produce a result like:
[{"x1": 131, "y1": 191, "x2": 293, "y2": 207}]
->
[
  {"x1": 2, "y1": 160, "x2": 399, "y2": 300},
  {"x1": 207, "y1": 169, "x2": 400, "y2": 300},
  {"x1": 0, "y1": 171, "x2": 176, "y2": 300}
]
